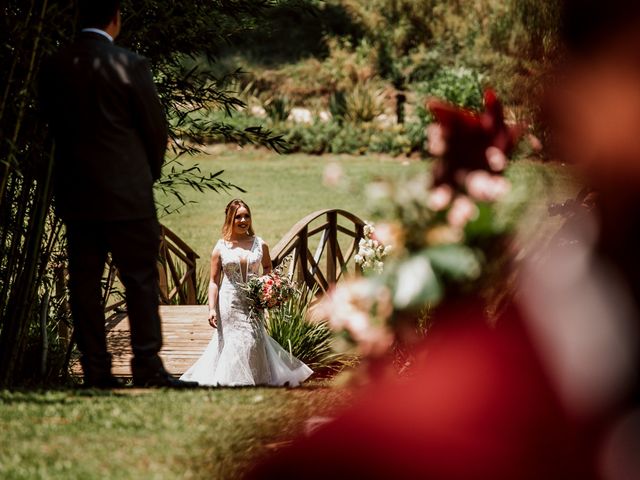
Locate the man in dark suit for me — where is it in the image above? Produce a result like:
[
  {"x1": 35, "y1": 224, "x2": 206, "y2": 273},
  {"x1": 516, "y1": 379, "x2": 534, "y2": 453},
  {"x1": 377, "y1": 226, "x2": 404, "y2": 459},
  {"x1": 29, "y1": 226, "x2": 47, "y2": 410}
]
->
[{"x1": 40, "y1": 0, "x2": 196, "y2": 388}]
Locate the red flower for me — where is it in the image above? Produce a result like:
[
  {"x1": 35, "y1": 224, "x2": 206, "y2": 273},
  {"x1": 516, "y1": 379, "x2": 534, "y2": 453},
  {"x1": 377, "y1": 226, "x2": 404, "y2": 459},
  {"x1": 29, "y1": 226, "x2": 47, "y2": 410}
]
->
[{"x1": 427, "y1": 89, "x2": 523, "y2": 186}]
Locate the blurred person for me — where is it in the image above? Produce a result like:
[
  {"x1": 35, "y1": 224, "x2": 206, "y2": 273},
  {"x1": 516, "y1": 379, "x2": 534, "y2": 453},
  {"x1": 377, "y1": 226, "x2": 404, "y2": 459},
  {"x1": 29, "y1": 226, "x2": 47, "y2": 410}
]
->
[
  {"x1": 246, "y1": 2, "x2": 640, "y2": 479},
  {"x1": 40, "y1": 0, "x2": 196, "y2": 388}
]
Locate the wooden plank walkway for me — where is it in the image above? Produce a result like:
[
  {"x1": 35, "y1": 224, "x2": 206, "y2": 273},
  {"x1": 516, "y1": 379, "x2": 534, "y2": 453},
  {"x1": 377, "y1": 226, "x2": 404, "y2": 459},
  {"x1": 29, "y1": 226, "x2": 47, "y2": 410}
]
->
[{"x1": 71, "y1": 305, "x2": 212, "y2": 377}]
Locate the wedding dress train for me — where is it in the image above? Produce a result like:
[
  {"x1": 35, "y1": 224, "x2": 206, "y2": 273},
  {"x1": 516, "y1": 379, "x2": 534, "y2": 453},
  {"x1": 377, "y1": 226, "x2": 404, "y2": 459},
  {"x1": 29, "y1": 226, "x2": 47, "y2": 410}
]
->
[{"x1": 180, "y1": 236, "x2": 313, "y2": 387}]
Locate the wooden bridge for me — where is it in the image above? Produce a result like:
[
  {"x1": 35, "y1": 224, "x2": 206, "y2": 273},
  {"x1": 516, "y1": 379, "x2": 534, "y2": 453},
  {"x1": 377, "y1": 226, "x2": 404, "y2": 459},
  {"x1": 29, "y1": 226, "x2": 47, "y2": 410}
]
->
[{"x1": 71, "y1": 209, "x2": 364, "y2": 377}]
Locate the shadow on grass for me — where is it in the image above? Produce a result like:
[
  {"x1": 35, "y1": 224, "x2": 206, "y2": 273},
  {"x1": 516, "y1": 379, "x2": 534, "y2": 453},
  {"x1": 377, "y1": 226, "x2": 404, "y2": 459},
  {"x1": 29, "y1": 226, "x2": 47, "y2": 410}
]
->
[{"x1": 0, "y1": 377, "x2": 337, "y2": 406}]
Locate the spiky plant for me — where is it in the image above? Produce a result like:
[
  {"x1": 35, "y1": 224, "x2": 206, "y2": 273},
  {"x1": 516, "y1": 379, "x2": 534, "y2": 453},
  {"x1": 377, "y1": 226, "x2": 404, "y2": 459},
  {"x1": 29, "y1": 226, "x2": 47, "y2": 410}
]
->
[{"x1": 266, "y1": 286, "x2": 345, "y2": 374}]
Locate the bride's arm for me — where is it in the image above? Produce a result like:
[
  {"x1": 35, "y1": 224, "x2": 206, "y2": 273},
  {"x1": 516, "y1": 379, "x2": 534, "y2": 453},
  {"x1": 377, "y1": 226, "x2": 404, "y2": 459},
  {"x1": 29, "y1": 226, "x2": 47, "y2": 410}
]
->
[
  {"x1": 208, "y1": 249, "x2": 222, "y2": 328},
  {"x1": 261, "y1": 242, "x2": 272, "y2": 275}
]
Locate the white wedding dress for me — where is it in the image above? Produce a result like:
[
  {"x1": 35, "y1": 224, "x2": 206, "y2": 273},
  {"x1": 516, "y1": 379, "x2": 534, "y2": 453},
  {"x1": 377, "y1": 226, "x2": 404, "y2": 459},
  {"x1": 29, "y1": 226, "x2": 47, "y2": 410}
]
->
[{"x1": 180, "y1": 236, "x2": 313, "y2": 387}]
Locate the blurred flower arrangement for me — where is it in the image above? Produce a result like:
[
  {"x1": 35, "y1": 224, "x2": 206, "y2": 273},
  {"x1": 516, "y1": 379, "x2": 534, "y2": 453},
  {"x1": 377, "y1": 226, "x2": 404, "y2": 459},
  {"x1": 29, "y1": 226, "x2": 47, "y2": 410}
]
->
[
  {"x1": 354, "y1": 222, "x2": 393, "y2": 274},
  {"x1": 317, "y1": 89, "x2": 526, "y2": 356},
  {"x1": 243, "y1": 267, "x2": 297, "y2": 321}
]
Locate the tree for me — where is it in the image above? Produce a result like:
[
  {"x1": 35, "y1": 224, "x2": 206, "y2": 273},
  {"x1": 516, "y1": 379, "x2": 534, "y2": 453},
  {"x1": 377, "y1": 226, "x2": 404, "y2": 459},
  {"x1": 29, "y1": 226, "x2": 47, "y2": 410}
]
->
[{"x1": 0, "y1": 0, "x2": 287, "y2": 386}]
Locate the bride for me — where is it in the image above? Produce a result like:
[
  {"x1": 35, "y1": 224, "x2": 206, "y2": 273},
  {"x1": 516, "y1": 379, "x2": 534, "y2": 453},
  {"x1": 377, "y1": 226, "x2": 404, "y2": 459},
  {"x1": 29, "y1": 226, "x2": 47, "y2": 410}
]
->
[{"x1": 180, "y1": 199, "x2": 313, "y2": 387}]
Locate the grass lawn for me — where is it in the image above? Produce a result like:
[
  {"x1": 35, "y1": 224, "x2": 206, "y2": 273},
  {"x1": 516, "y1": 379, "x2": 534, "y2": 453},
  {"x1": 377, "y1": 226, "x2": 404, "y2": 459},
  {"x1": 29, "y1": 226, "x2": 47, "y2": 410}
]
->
[
  {"x1": 155, "y1": 147, "x2": 425, "y2": 262},
  {"x1": 2, "y1": 151, "x2": 577, "y2": 480},
  {"x1": 155, "y1": 148, "x2": 577, "y2": 281},
  {"x1": 0, "y1": 382, "x2": 349, "y2": 479}
]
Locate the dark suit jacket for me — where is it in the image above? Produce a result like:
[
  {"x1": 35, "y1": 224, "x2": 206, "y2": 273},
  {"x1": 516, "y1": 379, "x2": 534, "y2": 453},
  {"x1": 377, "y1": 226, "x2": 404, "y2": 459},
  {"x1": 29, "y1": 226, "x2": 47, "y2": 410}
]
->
[{"x1": 41, "y1": 31, "x2": 168, "y2": 221}]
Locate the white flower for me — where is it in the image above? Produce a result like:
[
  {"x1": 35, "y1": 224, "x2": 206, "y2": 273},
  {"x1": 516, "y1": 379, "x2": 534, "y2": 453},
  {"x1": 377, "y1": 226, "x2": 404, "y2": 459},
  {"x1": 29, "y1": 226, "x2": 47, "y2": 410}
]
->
[
  {"x1": 355, "y1": 221, "x2": 392, "y2": 274},
  {"x1": 363, "y1": 222, "x2": 375, "y2": 237},
  {"x1": 447, "y1": 195, "x2": 479, "y2": 228}
]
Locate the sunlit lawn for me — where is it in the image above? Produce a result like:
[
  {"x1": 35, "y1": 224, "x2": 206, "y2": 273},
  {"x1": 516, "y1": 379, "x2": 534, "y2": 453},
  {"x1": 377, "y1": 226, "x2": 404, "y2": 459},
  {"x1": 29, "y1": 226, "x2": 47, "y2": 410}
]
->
[
  {"x1": 155, "y1": 147, "x2": 576, "y2": 264},
  {"x1": 155, "y1": 146, "x2": 425, "y2": 262},
  {"x1": 0, "y1": 382, "x2": 349, "y2": 479},
  {"x1": 1, "y1": 150, "x2": 421, "y2": 479},
  {"x1": 2, "y1": 149, "x2": 577, "y2": 480}
]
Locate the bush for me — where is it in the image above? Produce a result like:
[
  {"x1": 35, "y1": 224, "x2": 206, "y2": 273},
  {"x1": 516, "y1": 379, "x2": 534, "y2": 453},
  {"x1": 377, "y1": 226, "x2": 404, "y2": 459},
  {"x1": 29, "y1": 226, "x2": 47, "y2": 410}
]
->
[
  {"x1": 284, "y1": 121, "x2": 341, "y2": 154},
  {"x1": 284, "y1": 118, "x2": 425, "y2": 156},
  {"x1": 266, "y1": 286, "x2": 345, "y2": 373},
  {"x1": 263, "y1": 95, "x2": 293, "y2": 123},
  {"x1": 344, "y1": 83, "x2": 385, "y2": 123},
  {"x1": 414, "y1": 66, "x2": 485, "y2": 110}
]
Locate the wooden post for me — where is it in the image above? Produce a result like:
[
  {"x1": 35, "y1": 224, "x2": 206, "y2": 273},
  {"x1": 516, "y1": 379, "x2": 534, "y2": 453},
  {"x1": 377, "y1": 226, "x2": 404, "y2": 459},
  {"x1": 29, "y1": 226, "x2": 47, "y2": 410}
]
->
[
  {"x1": 297, "y1": 226, "x2": 308, "y2": 288},
  {"x1": 327, "y1": 211, "x2": 337, "y2": 286},
  {"x1": 355, "y1": 222, "x2": 365, "y2": 276},
  {"x1": 187, "y1": 252, "x2": 197, "y2": 305}
]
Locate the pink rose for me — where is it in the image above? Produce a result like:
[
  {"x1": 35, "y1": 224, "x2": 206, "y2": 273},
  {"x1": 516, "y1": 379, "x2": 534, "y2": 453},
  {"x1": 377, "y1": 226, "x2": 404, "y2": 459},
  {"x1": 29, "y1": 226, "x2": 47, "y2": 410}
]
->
[
  {"x1": 485, "y1": 146, "x2": 508, "y2": 172},
  {"x1": 447, "y1": 195, "x2": 479, "y2": 228},
  {"x1": 427, "y1": 184, "x2": 453, "y2": 211},
  {"x1": 465, "y1": 170, "x2": 511, "y2": 202},
  {"x1": 426, "y1": 123, "x2": 447, "y2": 157}
]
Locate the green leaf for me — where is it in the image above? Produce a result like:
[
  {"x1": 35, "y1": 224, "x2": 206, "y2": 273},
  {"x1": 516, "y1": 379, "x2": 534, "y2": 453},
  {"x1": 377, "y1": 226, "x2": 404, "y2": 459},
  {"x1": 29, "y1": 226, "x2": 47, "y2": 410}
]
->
[
  {"x1": 464, "y1": 202, "x2": 502, "y2": 239},
  {"x1": 390, "y1": 253, "x2": 442, "y2": 310},
  {"x1": 424, "y1": 244, "x2": 482, "y2": 282}
]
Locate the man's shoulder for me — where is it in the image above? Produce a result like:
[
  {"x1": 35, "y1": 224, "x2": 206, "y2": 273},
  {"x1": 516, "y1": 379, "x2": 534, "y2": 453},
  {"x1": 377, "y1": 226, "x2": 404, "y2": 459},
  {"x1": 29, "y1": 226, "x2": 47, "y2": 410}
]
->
[
  {"x1": 110, "y1": 43, "x2": 143, "y2": 59},
  {"x1": 91, "y1": 40, "x2": 144, "y2": 63}
]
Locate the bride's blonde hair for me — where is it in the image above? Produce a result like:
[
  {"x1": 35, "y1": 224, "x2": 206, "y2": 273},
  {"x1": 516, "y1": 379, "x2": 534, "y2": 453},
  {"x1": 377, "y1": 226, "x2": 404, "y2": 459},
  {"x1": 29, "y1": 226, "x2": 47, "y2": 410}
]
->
[{"x1": 222, "y1": 199, "x2": 255, "y2": 240}]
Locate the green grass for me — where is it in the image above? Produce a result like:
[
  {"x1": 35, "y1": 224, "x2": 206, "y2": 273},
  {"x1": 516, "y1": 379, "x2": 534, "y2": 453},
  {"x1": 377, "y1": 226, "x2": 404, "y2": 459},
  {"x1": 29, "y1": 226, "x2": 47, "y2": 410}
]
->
[
  {"x1": 0, "y1": 382, "x2": 348, "y2": 479},
  {"x1": 156, "y1": 147, "x2": 425, "y2": 262},
  {"x1": 6, "y1": 151, "x2": 577, "y2": 480}
]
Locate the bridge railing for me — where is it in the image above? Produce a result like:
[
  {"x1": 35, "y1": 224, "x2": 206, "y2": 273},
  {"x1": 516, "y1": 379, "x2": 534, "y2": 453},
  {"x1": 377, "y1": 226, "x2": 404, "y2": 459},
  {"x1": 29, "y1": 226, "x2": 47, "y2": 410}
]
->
[
  {"x1": 103, "y1": 224, "x2": 200, "y2": 315},
  {"x1": 270, "y1": 209, "x2": 365, "y2": 293},
  {"x1": 101, "y1": 209, "x2": 364, "y2": 314}
]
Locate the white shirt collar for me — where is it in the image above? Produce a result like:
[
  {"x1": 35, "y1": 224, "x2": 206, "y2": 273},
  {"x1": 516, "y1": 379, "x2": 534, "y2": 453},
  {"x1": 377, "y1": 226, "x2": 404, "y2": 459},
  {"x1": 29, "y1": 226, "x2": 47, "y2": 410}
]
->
[{"x1": 81, "y1": 28, "x2": 113, "y2": 43}]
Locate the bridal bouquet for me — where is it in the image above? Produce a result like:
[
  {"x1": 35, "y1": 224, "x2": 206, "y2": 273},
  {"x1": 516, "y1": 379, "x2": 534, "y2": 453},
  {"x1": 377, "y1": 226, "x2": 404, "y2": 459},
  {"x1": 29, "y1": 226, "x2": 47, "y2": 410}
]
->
[{"x1": 242, "y1": 271, "x2": 296, "y2": 318}]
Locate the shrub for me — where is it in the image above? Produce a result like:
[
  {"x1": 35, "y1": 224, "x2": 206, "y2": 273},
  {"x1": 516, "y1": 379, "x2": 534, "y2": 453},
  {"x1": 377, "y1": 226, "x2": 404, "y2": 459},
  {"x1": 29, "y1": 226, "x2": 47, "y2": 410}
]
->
[
  {"x1": 414, "y1": 66, "x2": 484, "y2": 110},
  {"x1": 329, "y1": 90, "x2": 348, "y2": 124},
  {"x1": 284, "y1": 119, "x2": 423, "y2": 156},
  {"x1": 284, "y1": 121, "x2": 342, "y2": 154},
  {"x1": 344, "y1": 82, "x2": 385, "y2": 123},
  {"x1": 266, "y1": 286, "x2": 345, "y2": 373},
  {"x1": 262, "y1": 95, "x2": 293, "y2": 123}
]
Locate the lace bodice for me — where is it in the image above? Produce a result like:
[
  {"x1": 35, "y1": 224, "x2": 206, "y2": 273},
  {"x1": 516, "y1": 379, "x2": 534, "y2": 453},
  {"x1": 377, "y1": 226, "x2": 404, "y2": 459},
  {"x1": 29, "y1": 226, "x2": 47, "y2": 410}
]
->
[{"x1": 216, "y1": 236, "x2": 263, "y2": 287}]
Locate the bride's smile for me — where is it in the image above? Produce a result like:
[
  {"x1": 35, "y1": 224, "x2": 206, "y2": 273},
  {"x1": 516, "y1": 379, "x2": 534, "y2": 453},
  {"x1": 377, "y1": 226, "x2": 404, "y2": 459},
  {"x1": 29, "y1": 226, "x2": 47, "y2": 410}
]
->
[{"x1": 233, "y1": 207, "x2": 252, "y2": 236}]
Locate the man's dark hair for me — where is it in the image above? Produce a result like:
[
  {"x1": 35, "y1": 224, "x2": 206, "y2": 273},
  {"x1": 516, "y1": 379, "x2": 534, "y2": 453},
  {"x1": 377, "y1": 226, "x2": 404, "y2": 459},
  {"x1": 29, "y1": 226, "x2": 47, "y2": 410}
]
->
[{"x1": 78, "y1": 0, "x2": 120, "y2": 29}]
